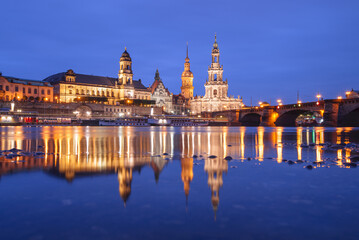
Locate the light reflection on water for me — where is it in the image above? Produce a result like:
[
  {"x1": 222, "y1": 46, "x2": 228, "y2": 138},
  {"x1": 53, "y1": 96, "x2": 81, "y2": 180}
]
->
[{"x1": 0, "y1": 126, "x2": 359, "y2": 239}]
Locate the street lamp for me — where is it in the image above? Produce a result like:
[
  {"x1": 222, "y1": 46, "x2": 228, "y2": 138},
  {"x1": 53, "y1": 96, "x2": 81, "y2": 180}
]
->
[{"x1": 316, "y1": 94, "x2": 322, "y2": 101}]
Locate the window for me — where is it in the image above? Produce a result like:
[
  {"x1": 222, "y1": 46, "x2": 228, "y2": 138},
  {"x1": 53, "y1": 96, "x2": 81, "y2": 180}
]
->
[
  {"x1": 34, "y1": 89, "x2": 37, "y2": 94},
  {"x1": 41, "y1": 90, "x2": 45, "y2": 94},
  {"x1": 28, "y1": 88, "x2": 31, "y2": 94},
  {"x1": 121, "y1": 65, "x2": 123, "y2": 70},
  {"x1": 5, "y1": 86, "x2": 9, "y2": 91},
  {"x1": 0, "y1": 85, "x2": 2, "y2": 90},
  {"x1": 213, "y1": 89, "x2": 217, "y2": 96},
  {"x1": 15, "y1": 86, "x2": 18, "y2": 92},
  {"x1": 127, "y1": 65, "x2": 130, "y2": 70},
  {"x1": 76, "y1": 89, "x2": 79, "y2": 94},
  {"x1": 23, "y1": 88, "x2": 25, "y2": 93},
  {"x1": 69, "y1": 90, "x2": 72, "y2": 94},
  {"x1": 47, "y1": 90, "x2": 50, "y2": 95}
]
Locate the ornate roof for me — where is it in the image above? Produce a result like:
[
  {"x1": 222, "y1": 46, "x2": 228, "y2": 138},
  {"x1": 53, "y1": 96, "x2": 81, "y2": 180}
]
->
[
  {"x1": 120, "y1": 48, "x2": 132, "y2": 62},
  {"x1": 44, "y1": 71, "x2": 149, "y2": 91},
  {"x1": 2, "y1": 76, "x2": 52, "y2": 87}
]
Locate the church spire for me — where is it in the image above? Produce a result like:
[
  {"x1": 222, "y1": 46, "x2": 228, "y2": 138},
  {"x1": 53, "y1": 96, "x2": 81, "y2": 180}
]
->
[
  {"x1": 181, "y1": 42, "x2": 194, "y2": 101},
  {"x1": 185, "y1": 42, "x2": 190, "y2": 63}
]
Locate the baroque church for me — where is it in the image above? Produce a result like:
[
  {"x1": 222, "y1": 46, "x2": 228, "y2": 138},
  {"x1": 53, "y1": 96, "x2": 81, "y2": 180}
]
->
[{"x1": 190, "y1": 35, "x2": 243, "y2": 115}]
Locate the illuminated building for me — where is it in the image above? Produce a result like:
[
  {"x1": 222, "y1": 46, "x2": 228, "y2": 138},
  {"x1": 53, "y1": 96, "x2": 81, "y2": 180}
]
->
[
  {"x1": 346, "y1": 89, "x2": 359, "y2": 99},
  {"x1": 172, "y1": 94, "x2": 187, "y2": 115},
  {"x1": 44, "y1": 48, "x2": 152, "y2": 105},
  {"x1": 150, "y1": 69, "x2": 173, "y2": 113},
  {"x1": 180, "y1": 43, "x2": 194, "y2": 105},
  {"x1": 0, "y1": 74, "x2": 53, "y2": 102},
  {"x1": 190, "y1": 35, "x2": 243, "y2": 115}
]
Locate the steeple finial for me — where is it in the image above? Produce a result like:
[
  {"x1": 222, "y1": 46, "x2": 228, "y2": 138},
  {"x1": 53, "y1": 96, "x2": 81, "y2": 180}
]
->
[
  {"x1": 125, "y1": 46, "x2": 127, "y2": 51},
  {"x1": 213, "y1": 33, "x2": 218, "y2": 49}
]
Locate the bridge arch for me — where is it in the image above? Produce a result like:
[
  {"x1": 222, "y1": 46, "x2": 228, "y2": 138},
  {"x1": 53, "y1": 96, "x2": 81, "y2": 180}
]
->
[
  {"x1": 240, "y1": 113, "x2": 261, "y2": 126},
  {"x1": 275, "y1": 110, "x2": 310, "y2": 126},
  {"x1": 74, "y1": 105, "x2": 92, "y2": 118},
  {"x1": 339, "y1": 107, "x2": 359, "y2": 126}
]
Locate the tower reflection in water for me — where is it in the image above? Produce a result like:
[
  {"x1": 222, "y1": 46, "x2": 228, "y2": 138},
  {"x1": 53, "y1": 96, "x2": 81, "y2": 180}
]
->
[{"x1": 0, "y1": 126, "x2": 356, "y2": 215}]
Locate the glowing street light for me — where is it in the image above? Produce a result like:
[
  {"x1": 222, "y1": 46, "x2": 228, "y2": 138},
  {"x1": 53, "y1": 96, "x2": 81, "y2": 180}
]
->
[
  {"x1": 316, "y1": 94, "x2": 322, "y2": 101},
  {"x1": 337, "y1": 96, "x2": 343, "y2": 100},
  {"x1": 277, "y1": 99, "x2": 282, "y2": 106}
]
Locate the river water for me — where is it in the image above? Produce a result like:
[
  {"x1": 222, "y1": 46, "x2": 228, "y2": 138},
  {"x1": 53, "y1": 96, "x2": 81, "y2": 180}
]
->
[{"x1": 0, "y1": 126, "x2": 359, "y2": 240}]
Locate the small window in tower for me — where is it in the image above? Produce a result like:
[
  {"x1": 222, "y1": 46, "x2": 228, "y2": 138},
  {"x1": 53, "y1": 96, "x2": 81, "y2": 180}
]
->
[
  {"x1": 121, "y1": 65, "x2": 123, "y2": 70},
  {"x1": 213, "y1": 89, "x2": 217, "y2": 96},
  {"x1": 127, "y1": 65, "x2": 130, "y2": 70},
  {"x1": 214, "y1": 74, "x2": 217, "y2": 81}
]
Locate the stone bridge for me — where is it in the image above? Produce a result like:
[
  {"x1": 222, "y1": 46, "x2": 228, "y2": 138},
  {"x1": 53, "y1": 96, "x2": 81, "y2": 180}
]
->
[{"x1": 210, "y1": 98, "x2": 359, "y2": 127}]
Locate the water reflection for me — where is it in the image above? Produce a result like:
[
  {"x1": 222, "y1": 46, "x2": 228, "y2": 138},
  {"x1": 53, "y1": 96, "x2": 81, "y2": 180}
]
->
[{"x1": 0, "y1": 126, "x2": 358, "y2": 215}]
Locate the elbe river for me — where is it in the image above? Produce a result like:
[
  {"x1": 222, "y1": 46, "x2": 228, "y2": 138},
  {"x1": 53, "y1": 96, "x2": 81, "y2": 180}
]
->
[{"x1": 0, "y1": 126, "x2": 359, "y2": 240}]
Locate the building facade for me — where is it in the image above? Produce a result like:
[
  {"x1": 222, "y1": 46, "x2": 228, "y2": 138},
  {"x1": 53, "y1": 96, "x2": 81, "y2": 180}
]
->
[
  {"x1": 346, "y1": 89, "x2": 359, "y2": 99},
  {"x1": 181, "y1": 44, "x2": 194, "y2": 103},
  {"x1": 0, "y1": 74, "x2": 54, "y2": 102},
  {"x1": 44, "y1": 49, "x2": 152, "y2": 105},
  {"x1": 190, "y1": 35, "x2": 243, "y2": 115},
  {"x1": 150, "y1": 69, "x2": 173, "y2": 113}
]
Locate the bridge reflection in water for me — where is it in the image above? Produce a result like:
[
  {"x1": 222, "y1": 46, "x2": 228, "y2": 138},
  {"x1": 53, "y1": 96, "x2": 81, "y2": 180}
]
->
[{"x1": 0, "y1": 126, "x2": 357, "y2": 213}]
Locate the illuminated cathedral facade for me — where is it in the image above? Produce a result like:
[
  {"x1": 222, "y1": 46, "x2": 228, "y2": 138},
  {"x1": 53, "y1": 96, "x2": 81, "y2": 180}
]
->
[{"x1": 190, "y1": 35, "x2": 243, "y2": 115}]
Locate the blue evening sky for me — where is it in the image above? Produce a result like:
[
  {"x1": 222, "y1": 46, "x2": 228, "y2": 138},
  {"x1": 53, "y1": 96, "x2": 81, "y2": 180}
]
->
[{"x1": 0, "y1": 0, "x2": 358, "y2": 105}]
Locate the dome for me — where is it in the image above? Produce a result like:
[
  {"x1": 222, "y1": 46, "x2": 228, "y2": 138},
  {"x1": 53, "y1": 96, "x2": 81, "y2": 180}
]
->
[
  {"x1": 182, "y1": 70, "x2": 193, "y2": 78},
  {"x1": 120, "y1": 48, "x2": 132, "y2": 62}
]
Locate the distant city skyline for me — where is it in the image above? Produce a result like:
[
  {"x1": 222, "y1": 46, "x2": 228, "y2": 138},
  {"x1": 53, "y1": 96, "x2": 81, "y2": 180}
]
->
[{"x1": 1, "y1": 0, "x2": 358, "y2": 106}]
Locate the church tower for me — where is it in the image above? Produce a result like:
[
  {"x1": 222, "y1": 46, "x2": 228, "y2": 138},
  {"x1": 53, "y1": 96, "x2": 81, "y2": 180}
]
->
[
  {"x1": 208, "y1": 34, "x2": 224, "y2": 83},
  {"x1": 181, "y1": 43, "x2": 194, "y2": 100},
  {"x1": 204, "y1": 34, "x2": 228, "y2": 100},
  {"x1": 118, "y1": 47, "x2": 133, "y2": 85}
]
